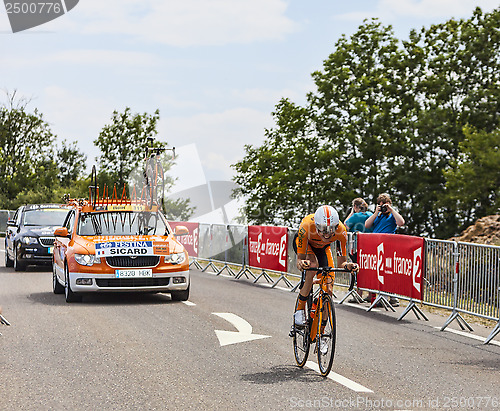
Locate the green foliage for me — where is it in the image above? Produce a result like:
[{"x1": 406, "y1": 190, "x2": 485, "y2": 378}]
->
[
  {"x1": 94, "y1": 107, "x2": 193, "y2": 220},
  {"x1": 233, "y1": 7, "x2": 500, "y2": 238},
  {"x1": 57, "y1": 140, "x2": 87, "y2": 187},
  {"x1": 443, "y1": 127, "x2": 500, "y2": 227},
  {"x1": 234, "y1": 99, "x2": 340, "y2": 226},
  {"x1": 94, "y1": 107, "x2": 162, "y2": 188}
]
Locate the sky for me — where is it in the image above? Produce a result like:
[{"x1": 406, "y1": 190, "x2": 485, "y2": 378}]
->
[{"x1": 1, "y1": 0, "x2": 498, "y2": 222}]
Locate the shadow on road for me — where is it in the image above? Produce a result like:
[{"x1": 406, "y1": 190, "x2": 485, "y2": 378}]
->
[
  {"x1": 27, "y1": 291, "x2": 180, "y2": 306},
  {"x1": 241, "y1": 365, "x2": 322, "y2": 384}
]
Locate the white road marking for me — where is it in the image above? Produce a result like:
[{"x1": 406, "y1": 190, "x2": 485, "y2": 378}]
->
[
  {"x1": 306, "y1": 361, "x2": 373, "y2": 393},
  {"x1": 213, "y1": 312, "x2": 271, "y2": 346},
  {"x1": 182, "y1": 301, "x2": 196, "y2": 306},
  {"x1": 433, "y1": 326, "x2": 500, "y2": 347}
]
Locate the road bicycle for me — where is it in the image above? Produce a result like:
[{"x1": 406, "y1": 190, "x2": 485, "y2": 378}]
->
[
  {"x1": 291, "y1": 266, "x2": 355, "y2": 377},
  {"x1": 143, "y1": 138, "x2": 175, "y2": 210}
]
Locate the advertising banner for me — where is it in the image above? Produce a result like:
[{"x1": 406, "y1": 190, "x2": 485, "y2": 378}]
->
[
  {"x1": 168, "y1": 221, "x2": 199, "y2": 257},
  {"x1": 248, "y1": 225, "x2": 288, "y2": 272},
  {"x1": 356, "y1": 233, "x2": 425, "y2": 299}
]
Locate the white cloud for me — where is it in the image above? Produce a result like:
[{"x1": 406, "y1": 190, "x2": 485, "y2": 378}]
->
[
  {"x1": 162, "y1": 107, "x2": 274, "y2": 180},
  {"x1": 42, "y1": 86, "x2": 115, "y2": 165},
  {"x1": 64, "y1": 0, "x2": 298, "y2": 46}
]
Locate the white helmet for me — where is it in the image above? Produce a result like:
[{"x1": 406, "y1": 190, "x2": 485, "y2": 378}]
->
[{"x1": 314, "y1": 205, "x2": 339, "y2": 235}]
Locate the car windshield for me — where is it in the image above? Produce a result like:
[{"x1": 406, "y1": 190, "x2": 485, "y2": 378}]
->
[
  {"x1": 23, "y1": 208, "x2": 70, "y2": 226},
  {"x1": 78, "y1": 211, "x2": 170, "y2": 236}
]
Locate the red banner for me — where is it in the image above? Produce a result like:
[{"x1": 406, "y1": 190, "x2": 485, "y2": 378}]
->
[
  {"x1": 168, "y1": 221, "x2": 199, "y2": 257},
  {"x1": 248, "y1": 226, "x2": 288, "y2": 272},
  {"x1": 356, "y1": 233, "x2": 425, "y2": 300}
]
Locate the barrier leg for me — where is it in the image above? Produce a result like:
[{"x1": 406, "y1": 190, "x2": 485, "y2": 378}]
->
[
  {"x1": 339, "y1": 289, "x2": 364, "y2": 305},
  {"x1": 271, "y1": 274, "x2": 294, "y2": 289},
  {"x1": 202, "y1": 259, "x2": 218, "y2": 273},
  {"x1": 367, "y1": 294, "x2": 395, "y2": 312},
  {"x1": 189, "y1": 259, "x2": 203, "y2": 270},
  {"x1": 398, "y1": 300, "x2": 429, "y2": 321},
  {"x1": 236, "y1": 266, "x2": 256, "y2": 280},
  {"x1": 484, "y1": 320, "x2": 500, "y2": 345},
  {"x1": 440, "y1": 310, "x2": 473, "y2": 332},
  {"x1": 217, "y1": 264, "x2": 236, "y2": 276},
  {"x1": 253, "y1": 269, "x2": 273, "y2": 284}
]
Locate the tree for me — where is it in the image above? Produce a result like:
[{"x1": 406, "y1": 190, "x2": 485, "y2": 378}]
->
[
  {"x1": 233, "y1": 7, "x2": 500, "y2": 237},
  {"x1": 233, "y1": 99, "x2": 341, "y2": 226},
  {"x1": 0, "y1": 91, "x2": 60, "y2": 208},
  {"x1": 443, "y1": 127, "x2": 500, "y2": 227},
  {"x1": 94, "y1": 107, "x2": 193, "y2": 219},
  {"x1": 94, "y1": 107, "x2": 162, "y2": 188},
  {"x1": 57, "y1": 140, "x2": 87, "y2": 188}
]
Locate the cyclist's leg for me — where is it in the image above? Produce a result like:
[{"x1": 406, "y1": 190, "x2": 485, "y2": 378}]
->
[
  {"x1": 322, "y1": 246, "x2": 335, "y2": 296},
  {"x1": 296, "y1": 252, "x2": 318, "y2": 311},
  {"x1": 293, "y1": 233, "x2": 318, "y2": 311}
]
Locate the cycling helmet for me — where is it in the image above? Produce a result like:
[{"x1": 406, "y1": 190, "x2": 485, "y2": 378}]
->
[{"x1": 314, "y1": 205, "x2": 339, "y2": 235}]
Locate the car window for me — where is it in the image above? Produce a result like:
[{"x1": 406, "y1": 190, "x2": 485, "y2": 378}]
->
[
  {"x1": 78, "y1": 211, "x2": 170, "y2": 236},
  {"x1": 23, "y1": 209, "x2": 70, "y2": 226},
  {"x1": 65, "y1": 211, "x2": 76, "y2": 234},
  {"x1": 14, "y1": 207, "x2": 22, "y2": 226}
]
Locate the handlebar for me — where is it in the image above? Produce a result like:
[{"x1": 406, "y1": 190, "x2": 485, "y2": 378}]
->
[
  {"x1": 302, "y1": 266, "x2": 352, "y2": 274},
  {"x1": 301, "y1": 266, "x2": 357, "y2": 291}
]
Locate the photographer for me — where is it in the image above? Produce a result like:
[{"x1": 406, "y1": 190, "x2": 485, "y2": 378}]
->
[{"x1": 364, "y1": 193, "x2": 405, "y2": 234}]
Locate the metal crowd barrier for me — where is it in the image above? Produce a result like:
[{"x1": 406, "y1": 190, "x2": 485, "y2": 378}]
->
[
  {"x1": 0, "y1": 210, "x2": 13, "y2": 235},
  {"x1": 188, "y1": 223, "x2": 500, "y2": 345}
]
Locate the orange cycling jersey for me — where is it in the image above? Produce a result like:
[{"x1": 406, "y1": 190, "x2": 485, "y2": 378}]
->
[{"x1": 296, "y1": 214, "x2": 347, "y2": 256}]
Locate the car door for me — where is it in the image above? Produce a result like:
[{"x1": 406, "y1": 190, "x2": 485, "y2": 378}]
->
[{"x1": 54, "y1": 210, "x2": 75, "y2": 281}]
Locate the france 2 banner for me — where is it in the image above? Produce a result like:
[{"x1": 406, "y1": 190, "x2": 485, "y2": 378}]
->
[
  {"x1": 248, "y1": 226, "x2": 288, "y2": 272},
  {"x1": 168, "y1": 221, "x2": 199, "y2": 257},
  {"x1": 356, "y1": 233, "x2": 425, "y2": 300}
]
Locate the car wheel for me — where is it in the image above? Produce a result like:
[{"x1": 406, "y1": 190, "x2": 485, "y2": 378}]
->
[
  {"x1": 53, "y1": 262, "x2": 64, "y2": 294},
  {"x1": 64, "y1": 264, "x2": 81, "y2": 303},
  {"x1": 14, "y1": 243, "x2": 26, "y2": 272},
  {"x1": 170, "y1": 284, "x2": 190, "y2": 301},
  {"x1": 4, "y1": 241, "x2": 14, "y2": 268}
]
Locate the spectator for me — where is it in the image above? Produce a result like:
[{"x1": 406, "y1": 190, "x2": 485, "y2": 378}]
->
[
  {"x1": 364, "y1": 193, "x2": 405, "y2": 306},
  {"x1": 364, "y1": 193, "x2": 405, "y2": 234},
  {"x1": 344, "y1": 198, "x2": 372, "y2": 303}
]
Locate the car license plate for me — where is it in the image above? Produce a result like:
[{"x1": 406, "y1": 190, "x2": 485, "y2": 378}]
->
[{"x1": 115, "y1": 269, "x2": 153, "y2": 278}]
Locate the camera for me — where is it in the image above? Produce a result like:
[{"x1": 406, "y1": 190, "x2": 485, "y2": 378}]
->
[{"x1": 380, "y1": 204, "x2": 388, "y2": 213}]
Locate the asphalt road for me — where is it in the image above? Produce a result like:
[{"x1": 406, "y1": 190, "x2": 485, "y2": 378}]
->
[{"x1": 1, "y1": 253, "x2": 500, "y2": 410}]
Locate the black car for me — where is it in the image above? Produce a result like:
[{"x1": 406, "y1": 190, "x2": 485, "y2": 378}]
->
[{"x1": 5, "y1": 204, "x2": 71, "y2": 271}]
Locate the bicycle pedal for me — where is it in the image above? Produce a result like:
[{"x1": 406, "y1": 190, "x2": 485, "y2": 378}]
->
[{"x1": 288, "y1": 326, "x2": 295, "y2": 337}]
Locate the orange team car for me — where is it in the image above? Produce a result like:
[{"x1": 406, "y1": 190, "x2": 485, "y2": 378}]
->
[{"x1": 52, "y1": 197, "x2": 190, "y2": 303}]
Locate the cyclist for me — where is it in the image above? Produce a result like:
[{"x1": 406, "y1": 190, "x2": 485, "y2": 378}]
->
[{"x1": 293, "y1": 205, "x2": 358, "y2": 327}]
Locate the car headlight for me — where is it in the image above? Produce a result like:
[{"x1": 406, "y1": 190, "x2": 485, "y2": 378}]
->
[
  {"x1": 165, "y1": 252, "x2": 186, "y2": 264},
  {"x1": 22, "y1": 236, "x2": 38, "y2": 245},
  {"x1": 74, "y1": 254, "x2": 101, "y2": 266}
]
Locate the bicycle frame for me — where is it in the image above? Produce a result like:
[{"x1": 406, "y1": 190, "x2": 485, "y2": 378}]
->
[{"x1": 305, "y1": 267, "x2": 347, "y2": 342}]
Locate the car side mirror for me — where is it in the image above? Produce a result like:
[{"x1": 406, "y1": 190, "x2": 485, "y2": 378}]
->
[
  {"x1": 174, "y1": 225, "x2": 189, "y2": 236},
  {"x1": 6, "y1": 219, "x2": 16, "y2": 227},
  {"x1": 54, "y1": 227, "x2": 70, "y2": 238}
]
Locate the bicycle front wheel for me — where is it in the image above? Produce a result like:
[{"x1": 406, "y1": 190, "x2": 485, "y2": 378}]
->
[
  {"x1": 317, "y1": 294, "x2": 336, "y2": 377},
  {"x1": 293, "y1": 295, "x2": 310, "y2": 367}
]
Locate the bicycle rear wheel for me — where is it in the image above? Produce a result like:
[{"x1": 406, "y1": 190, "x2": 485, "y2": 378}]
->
[
  {"x1": 317, "y1": 294, "x2": 336, "y2": 377},
  {"x1": 293, "y1": 295, "x2": 311, "y2": 367}
]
